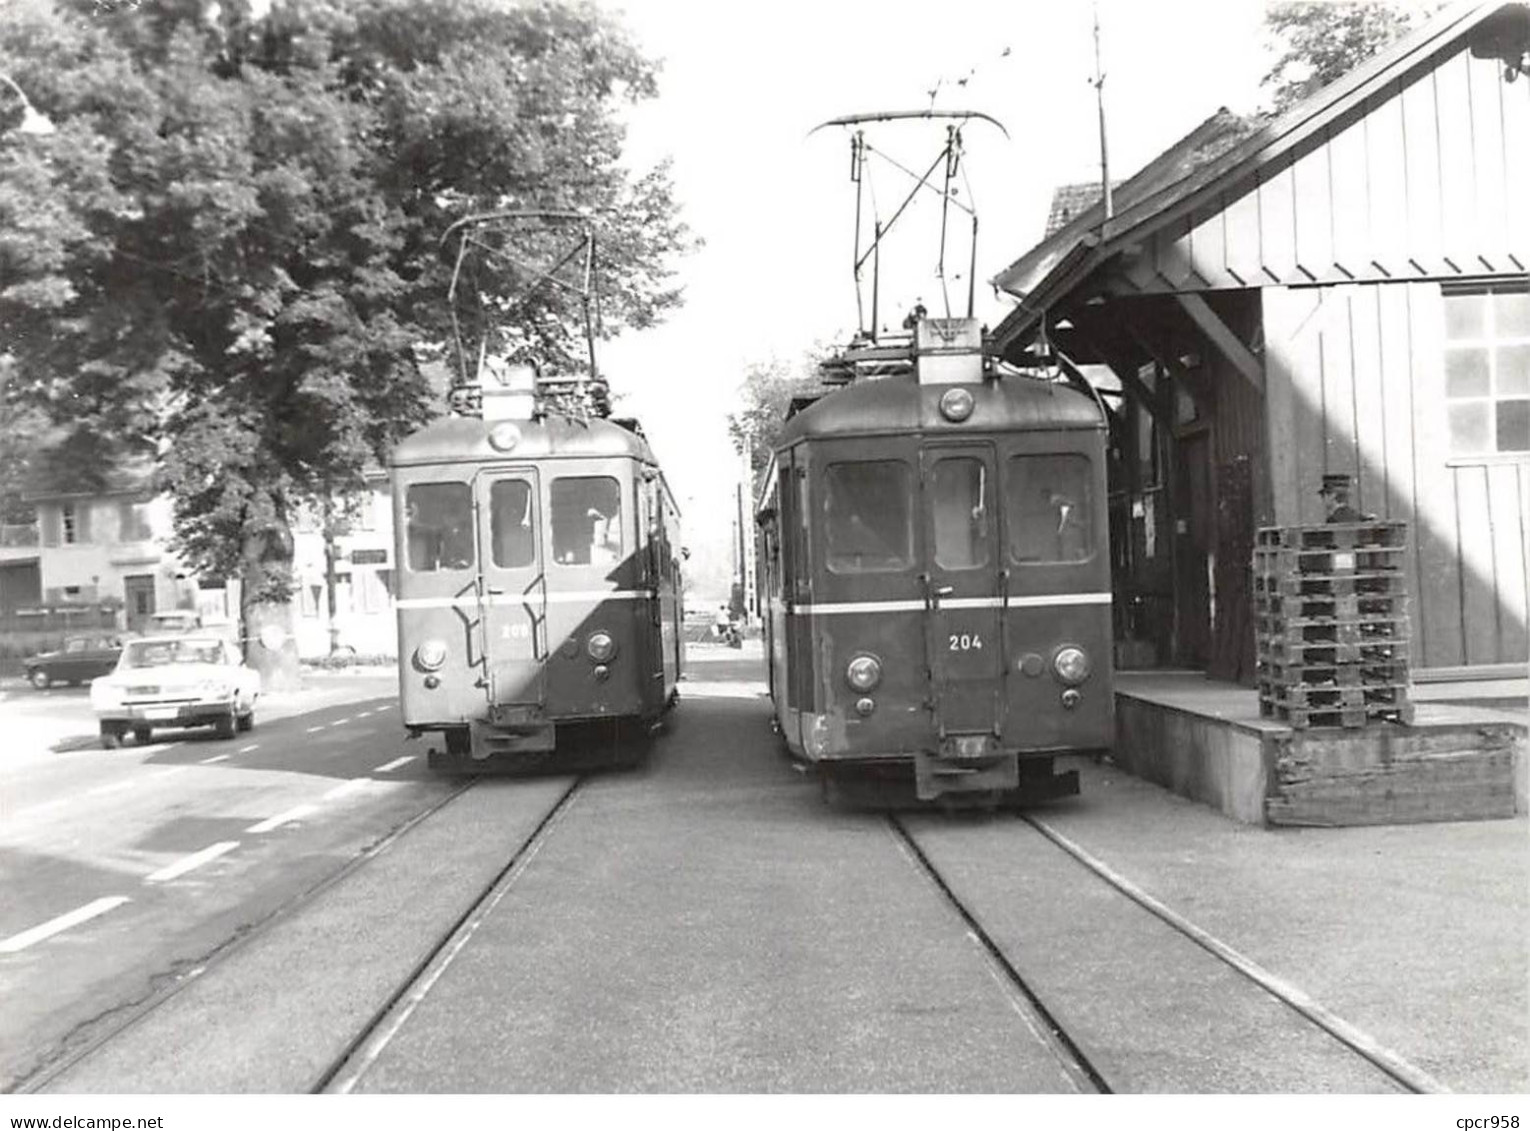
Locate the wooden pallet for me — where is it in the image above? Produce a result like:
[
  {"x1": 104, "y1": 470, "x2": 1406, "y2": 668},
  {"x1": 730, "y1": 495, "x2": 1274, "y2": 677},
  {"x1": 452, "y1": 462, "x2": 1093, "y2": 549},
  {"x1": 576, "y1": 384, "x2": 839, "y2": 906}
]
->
[
  {"x1": 1256, "y1": 615, "x2": 1409, "y2": 646},
  {"x1": 1252, "y1": 546, "x2": 1406, "y2": 576},
  {"x1": 1252, "y1": 572, "x2": 1409, "y2": 598},
  {"x1": 1259, "y1": 700, "x2": 1417, "y2": 729},
  {"x1": 1255, "y1": 522, "x2": 1408, "y2": 551},
  {"x1": 1259, "y1": 682, "x2": 1410, "y2": 710},
  {"x1": 1257, "y1": 638, "x2": 1410, "y2": 665},
  {"x1": 1254, "y1": 593, "x2": 1407, "y2": 620},
  {"x1": 1257, "y1": 658, "x2": 1411, "y2": 687}
]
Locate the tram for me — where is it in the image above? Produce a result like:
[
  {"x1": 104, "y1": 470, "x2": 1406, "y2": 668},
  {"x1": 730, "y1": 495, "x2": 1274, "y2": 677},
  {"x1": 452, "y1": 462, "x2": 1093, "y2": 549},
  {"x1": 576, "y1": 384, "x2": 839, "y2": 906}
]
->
[
  {"x1": 757, "y1": 317, "x2": 1111, "y2": 803},
  {"x1": 391, "y1": 211, "x2": 683, "y2": 771},
  {"x1": 758, "y1": 111, "x2": 1113, "y2": 803}
]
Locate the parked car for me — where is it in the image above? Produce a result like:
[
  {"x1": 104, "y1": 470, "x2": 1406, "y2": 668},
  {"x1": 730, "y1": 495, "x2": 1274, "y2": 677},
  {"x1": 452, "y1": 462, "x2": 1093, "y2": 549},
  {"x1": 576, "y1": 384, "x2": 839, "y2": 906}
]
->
[
  {"x1": 90, "y1": 634, "x2": 261, "y2": 748},
  {"x1": 23, "y1": 635, "x2": 123, "y2": 690}
]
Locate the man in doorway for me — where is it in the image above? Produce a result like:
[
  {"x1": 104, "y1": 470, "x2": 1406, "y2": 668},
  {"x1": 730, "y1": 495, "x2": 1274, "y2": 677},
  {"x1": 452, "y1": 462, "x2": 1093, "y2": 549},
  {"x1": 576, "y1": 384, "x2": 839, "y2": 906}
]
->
[{"x1": 1319, "y1": 473, "x2": 1374, "y2": 523}]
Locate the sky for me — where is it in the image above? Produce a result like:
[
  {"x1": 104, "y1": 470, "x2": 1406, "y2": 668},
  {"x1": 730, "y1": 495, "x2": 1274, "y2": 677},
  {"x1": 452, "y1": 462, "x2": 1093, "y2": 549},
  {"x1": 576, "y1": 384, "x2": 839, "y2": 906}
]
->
[{"x1": 594, "y1": 0, "x2": 1278, "y2": 600}]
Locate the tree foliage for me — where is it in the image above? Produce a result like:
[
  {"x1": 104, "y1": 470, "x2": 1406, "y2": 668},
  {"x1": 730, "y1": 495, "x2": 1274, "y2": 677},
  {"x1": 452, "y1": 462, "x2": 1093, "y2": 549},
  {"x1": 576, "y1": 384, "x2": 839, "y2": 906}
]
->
[
  {"x1": 0, "y1": 0, "x2": 692, "y2": 672},
  {"x1": 726, "y1": 349, "x2": 829, "y2": 491},
  {"x1": 1262, "y1": 0, "x2": 1424, "y2": 112}
]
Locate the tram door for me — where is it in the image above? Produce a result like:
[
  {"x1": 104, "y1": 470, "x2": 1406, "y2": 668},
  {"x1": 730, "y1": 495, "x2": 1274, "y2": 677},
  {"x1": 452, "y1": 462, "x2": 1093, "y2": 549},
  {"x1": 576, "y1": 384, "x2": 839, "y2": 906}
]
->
[
  {"x1": 920, "y1": 444, "x2": 1006, "y2": 739},
  {"x1": 475, "y1": 468, "x2": 547, "y2": 710}
]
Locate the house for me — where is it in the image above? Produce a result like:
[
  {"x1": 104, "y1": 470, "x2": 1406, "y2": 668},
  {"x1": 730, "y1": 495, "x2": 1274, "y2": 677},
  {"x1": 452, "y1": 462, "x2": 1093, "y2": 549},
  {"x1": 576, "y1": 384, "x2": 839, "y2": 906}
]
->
[
  {"x1": 990, "y1": 0, "x2": 1530, "y2": 682},
  {"x1": 12, "y1": 462, "x2": 399, "y2": 658}
]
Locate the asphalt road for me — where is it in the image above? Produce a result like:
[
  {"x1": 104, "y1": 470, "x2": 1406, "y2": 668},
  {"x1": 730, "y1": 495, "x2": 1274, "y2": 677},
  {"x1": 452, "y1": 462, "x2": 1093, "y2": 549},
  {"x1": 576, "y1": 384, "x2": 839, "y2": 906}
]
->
[
  {"x1": 4, "y1": 647, "x2": 1524, "y2": 1093},
  {"x1": 0, "y1": 668, "x2": 454, "y2": 1091}
]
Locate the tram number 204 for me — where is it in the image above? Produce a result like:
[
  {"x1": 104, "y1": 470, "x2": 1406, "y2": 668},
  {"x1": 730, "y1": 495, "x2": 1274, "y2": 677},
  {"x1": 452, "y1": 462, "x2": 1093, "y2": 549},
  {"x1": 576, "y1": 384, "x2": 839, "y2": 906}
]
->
[{"x1": 948, "y1": 633, "x2": 984, "y2": 652}]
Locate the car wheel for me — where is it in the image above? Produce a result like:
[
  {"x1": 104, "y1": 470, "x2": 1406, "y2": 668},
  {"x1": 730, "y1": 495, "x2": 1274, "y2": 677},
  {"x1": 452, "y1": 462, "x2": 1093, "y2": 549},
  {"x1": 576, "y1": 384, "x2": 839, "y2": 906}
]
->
[
  {"x1": 100, "y1": 727, "x2": 121, "y2": 750},
  {"x1": 215, "y1": 714, "x2": 237, "y2": 740},
  {"x1": 29, "y1": 669, "x2": 50, "y2": 691},
  {"x1": 133, "y1": 726, "x2": 153, "y2": 745},
  {"x1": 236, "y1": 711, "x2": 254, "y2": 733}
]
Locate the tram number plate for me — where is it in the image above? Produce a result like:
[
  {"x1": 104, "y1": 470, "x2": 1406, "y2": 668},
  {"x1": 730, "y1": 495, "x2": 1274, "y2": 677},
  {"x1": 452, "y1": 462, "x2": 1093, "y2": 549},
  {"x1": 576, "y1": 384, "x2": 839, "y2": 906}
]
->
[{"x1": 948, "y1": 633, "x2": 984, "y2": 652}]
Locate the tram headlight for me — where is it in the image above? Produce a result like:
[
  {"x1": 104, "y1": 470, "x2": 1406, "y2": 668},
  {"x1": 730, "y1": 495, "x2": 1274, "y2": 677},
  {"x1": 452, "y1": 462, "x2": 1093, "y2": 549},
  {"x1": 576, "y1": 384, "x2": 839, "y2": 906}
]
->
[
  {"x1": 939, "y1": 387, "x2": 975, "y2": 422},
  {"x1": 587, "y1": 631, "x2": 617, "y2": 663},
  {"x1": 414, "y1": 639, "x2": 448, "y2": 672},
  {"x1": 845, "y1": 654, "x2": 882, "y2": 693},
  {"x1": 1052, "y1": 645, "x2": 1090, "y2": 685}
]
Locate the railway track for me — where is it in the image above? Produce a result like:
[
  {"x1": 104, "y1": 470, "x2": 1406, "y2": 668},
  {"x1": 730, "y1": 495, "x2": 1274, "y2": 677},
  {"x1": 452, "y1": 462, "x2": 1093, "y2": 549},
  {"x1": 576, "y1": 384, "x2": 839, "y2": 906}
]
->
[
  {"x1": 888, "y1": 810, "x2": 1449, "y2": 1095},
  {"x1": 17, "y1": 706, "x2": 1474, "y2": 1093}
]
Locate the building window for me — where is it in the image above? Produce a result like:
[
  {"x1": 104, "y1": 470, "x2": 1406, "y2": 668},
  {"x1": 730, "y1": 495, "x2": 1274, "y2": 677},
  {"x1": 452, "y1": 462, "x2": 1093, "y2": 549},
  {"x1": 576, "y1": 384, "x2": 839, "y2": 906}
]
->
[
  {"x1": 62, "y1": 504, "x2": 77, "y2": 544},
  {"x1": 119, "y1": 501, "x2": 153, "y2": 541},
  {"x1": 1444, "y1": 288, "x2": 1530, "y2": 454}
]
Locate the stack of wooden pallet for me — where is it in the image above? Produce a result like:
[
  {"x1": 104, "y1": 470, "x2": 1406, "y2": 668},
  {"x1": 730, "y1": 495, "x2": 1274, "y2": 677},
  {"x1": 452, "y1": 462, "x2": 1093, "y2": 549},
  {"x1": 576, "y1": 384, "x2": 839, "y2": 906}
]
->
[{"x1": 1253, "y1": 522, "x2": 1415, "y2": 729}]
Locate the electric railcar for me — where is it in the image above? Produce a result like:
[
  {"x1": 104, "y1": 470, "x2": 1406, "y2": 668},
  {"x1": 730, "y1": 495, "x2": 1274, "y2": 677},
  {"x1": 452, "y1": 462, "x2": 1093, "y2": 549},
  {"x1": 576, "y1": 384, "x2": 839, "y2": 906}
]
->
[
  {"x1": 757, "y1": 317, "x2": 1112, "y2": 804},
  {"x1": 391, "y1": 412, "x2": 683, "y2": 771}
]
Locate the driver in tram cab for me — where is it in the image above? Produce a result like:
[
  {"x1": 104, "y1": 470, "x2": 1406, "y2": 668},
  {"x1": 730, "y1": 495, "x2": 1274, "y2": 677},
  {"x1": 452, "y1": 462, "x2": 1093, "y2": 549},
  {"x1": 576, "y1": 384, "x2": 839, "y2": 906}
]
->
[{"x1": 587, "y1": 506, "x2": 619, "y2": 565}]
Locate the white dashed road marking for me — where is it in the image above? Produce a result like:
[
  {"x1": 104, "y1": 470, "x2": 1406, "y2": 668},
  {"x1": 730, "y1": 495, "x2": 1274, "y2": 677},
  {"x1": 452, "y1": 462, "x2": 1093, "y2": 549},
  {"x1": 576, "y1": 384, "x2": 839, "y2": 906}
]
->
[
  {"x1": 238, "y1": 744, "x2": 259, "y2": 754},
  {"x1": 146, "y1": 841, "x2": 240, "y2": 883},
  {"x1": 322, "y1": 779, "x2": 369, "y2": 802},
  {"x1": 373, "y1": 756, "x2": 415, "y2": 773},
  {"x1": 0, "y1": 897, "x2": 131, "y2": 954},
  {"x1": 333, "y1": 717, "x2": 352, "y2": 726},
  {"x1": 199, "y1": 754, "x2": 231, "y2": 765},
  {"x1": 355, "y1": 711, "x2": 373, "y2": 719},
  {"x1": 305, "y1": 726, "x2": 325, "y2": 734},
  {"x1": 246, "y1": 804, "x2": 320, "y2": 834},
  {"x1": 87, "y1": 781, "x2": 135, "y2": 798},
  {"x1": 150, "y1": 767, "x2": 188, "y2": 781}
]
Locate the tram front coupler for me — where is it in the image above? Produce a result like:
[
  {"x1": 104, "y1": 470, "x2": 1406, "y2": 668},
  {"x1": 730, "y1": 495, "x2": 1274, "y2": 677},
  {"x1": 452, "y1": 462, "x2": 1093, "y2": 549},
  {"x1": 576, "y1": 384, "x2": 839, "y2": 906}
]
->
[{"x1": 914, "y1": 735, "x2": 1019, "y2": 801}]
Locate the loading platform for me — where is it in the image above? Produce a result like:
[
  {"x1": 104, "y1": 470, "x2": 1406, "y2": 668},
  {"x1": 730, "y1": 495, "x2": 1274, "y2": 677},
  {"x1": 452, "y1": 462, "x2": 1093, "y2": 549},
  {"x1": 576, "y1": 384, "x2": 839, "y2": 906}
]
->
[{"x1": 1113, "y1": 671, "x2": 1526, "y2": 827}]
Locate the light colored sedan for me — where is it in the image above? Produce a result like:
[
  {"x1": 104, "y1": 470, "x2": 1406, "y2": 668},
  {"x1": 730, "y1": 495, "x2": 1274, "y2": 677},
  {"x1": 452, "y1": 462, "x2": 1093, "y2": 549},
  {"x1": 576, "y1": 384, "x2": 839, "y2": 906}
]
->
[{"x1": 90, "y1": 634, "x2": 261, "y2": 748}]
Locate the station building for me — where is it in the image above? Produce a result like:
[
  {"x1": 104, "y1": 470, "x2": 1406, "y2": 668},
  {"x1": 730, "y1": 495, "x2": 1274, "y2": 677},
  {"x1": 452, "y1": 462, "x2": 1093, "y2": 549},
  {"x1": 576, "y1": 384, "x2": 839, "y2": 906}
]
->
[{"x1": 992, "y1": 0, "x2": 1530, "y2": 685}]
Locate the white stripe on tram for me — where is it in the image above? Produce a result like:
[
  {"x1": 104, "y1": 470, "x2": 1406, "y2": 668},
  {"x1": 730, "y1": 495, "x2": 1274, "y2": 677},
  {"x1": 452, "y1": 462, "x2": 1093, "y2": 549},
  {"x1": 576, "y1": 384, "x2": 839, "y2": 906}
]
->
[
  {"x1": 788, "y1": 592, "x2": 1112, "y2": 615},
  {"x1": 394, "y1": 590, "x2": 650, "y2": 611}
]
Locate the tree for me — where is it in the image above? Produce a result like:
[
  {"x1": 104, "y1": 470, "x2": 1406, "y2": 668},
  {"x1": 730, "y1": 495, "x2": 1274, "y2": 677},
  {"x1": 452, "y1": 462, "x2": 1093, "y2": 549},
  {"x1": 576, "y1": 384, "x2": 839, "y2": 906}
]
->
[
  {"x1": 1262, "y1": 0, "x2": 1425, "y2": 112},
  {"x1": 0, "y1": 0, "x2": 693, "y2": 686},
  {"x1": 726, "y1": 349, "x2": 829, "y2": 493}
]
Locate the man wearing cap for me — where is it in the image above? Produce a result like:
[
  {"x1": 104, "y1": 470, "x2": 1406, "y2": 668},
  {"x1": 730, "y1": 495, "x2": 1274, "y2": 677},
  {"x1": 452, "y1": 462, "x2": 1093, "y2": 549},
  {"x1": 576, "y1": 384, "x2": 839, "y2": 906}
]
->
[{"x1": 1319, "y1": 473, "x2": 1374, "y2": 523}]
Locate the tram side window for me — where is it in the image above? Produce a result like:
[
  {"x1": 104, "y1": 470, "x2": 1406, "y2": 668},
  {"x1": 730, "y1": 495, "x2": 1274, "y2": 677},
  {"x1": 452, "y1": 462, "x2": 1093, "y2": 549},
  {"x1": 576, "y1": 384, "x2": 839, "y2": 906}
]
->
[
  {"x1": 551, "y1": 476, "x2": 622, "y2": 566},
  {"x1": 931, "y1": 457, "x2": 990, "y2": 570},
  {"x1": 489, "y1": 479, "x2": 534, "y2": 569},
  {"x1": 1007, "y1": 454, "x2": 1094, "y2": 563},
  {"x1": 405, "y1": 482, "x2": 474, "y2": 572},
  {"x1": 823, "y1": 460, "x2": 912, "y2": 573}
]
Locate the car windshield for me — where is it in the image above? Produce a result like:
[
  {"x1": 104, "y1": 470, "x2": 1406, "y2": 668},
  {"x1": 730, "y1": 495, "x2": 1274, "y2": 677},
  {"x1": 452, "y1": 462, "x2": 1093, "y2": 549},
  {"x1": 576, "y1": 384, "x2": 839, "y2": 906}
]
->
[{"x1": 123, "y1": 640, "x2": 227, "y2": 668}]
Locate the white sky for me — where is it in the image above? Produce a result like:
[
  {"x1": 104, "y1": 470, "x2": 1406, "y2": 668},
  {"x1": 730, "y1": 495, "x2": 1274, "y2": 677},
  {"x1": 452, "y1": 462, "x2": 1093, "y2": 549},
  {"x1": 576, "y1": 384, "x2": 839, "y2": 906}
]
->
[{"x1": 596, "y1": 0, "x2": 1277, "y2": 597}]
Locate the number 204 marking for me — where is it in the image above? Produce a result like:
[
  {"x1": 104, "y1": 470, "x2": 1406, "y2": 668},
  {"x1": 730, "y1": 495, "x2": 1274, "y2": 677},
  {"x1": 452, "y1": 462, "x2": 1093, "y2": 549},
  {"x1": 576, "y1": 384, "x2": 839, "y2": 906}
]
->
[{"x1": 948, "y1": 633, "x2": 983, "y2": 651}]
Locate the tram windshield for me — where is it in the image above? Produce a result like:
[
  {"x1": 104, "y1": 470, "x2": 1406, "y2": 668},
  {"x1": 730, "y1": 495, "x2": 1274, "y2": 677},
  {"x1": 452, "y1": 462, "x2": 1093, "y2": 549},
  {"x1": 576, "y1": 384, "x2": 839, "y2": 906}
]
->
[
  {"x1": 1006, "y1": 454, "x2": 1093, "y2": 563},
  {"x1": 930, "y1": 457, "x2": 990, "y2": 570},
  {"x1": 824, "y1": 460, "x2": 912, "y2": 573},
  {"x1": 489, "y1": 479, "x2": 535, "y2": 569},
  {"x1": 551, "y1": 476, "x2": 622, "y2": 566},
  {"x1": 405, "y1": 482, "x2": 474, "y2": 572}
]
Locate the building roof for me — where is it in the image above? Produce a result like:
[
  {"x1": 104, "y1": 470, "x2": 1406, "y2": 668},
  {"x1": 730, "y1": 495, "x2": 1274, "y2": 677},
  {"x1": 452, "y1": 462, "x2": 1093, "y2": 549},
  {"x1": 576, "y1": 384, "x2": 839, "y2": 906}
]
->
[
  {"x1": 22, "y1": 450, "x2": 156, "y2": 502},
  {"x1": 1044, "y1": 182, "x2": 1119, "y2": 238},
  {"x1": 990, "y1": 0, "x2": 1525, "y2": 350}
]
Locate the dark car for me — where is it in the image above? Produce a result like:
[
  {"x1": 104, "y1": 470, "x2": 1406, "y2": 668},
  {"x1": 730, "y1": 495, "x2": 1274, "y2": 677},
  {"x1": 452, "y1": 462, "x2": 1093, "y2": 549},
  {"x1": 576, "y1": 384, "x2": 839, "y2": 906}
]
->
[{"x1": 24, "y1": 635, "x2": 124, "y2": 690}]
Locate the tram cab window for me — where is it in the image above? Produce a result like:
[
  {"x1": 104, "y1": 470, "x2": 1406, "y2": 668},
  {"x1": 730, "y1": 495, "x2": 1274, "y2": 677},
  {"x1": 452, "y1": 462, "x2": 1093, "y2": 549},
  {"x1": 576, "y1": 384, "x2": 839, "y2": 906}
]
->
[
  {"x1": 930, "y1": 457, "x2": 991, "y2": 570},
  {"x1": 551, "y1": 476, "x2": 622, "y2": 566},
  {"x1": 489, "y1": 479, "x2": 535, "y2": 569},
  {"x1": 1007, "y1": 454, "x2": 1093, "y2": 563},
  {"x1": 405, "y1": 482, "x2": 474, "y2": 572},
  {"x1": 823, "y1": 460, "x2": 912, "y2": 573}
]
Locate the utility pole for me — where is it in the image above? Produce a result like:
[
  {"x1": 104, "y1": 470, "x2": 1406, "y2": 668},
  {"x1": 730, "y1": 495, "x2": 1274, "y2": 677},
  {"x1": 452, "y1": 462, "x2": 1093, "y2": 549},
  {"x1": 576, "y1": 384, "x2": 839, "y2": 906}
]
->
[
  {"x1": 741, "y1": 435, "x2": 758, "y2": 621},
  {"x1": 1092, "y1": 0, "x2": 1113, "y2": 221}
]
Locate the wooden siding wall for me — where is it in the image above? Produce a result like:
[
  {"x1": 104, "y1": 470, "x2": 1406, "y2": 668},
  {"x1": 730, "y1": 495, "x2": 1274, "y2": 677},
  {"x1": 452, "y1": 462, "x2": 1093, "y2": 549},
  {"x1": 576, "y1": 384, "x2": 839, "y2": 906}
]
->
[
  {"x1": 1266, "y1": 282, "x2": 1529, "y2": 669},
  {"x1": 1117, "y1": 42, "x2": 1530, "y2": 294}
]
